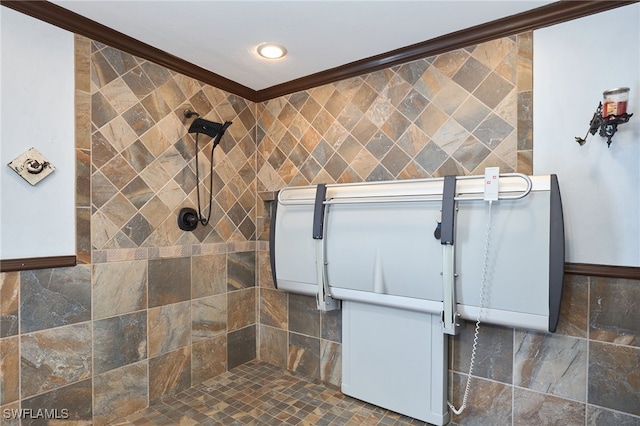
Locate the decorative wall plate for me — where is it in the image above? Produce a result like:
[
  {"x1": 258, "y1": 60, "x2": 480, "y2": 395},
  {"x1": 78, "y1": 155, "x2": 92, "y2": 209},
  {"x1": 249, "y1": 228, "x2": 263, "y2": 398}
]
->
[{"x1": 7, "y1": 147, "x2": 55, "y2": 186}]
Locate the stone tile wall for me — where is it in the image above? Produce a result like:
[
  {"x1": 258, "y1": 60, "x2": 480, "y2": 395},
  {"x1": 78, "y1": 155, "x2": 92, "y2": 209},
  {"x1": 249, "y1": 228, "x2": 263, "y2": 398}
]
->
[
  {"x1": 0, "y1": 36, "x2": 258, "y2": 426},
  {"x1": 256, "y1": 34, "x2": 532, "y2": 193},
  {"x1": 1, "y1": 29, "x2": 639, "y2": 426},
  {"x1": 451, "y1": 275, "x2": 640, "y2": 424}
]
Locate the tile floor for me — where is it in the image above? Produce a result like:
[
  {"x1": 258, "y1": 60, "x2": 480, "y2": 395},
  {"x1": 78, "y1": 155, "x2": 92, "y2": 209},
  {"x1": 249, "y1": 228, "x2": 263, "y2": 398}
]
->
[{"x1": 113, "y1": 361, "x2": 430, "y2": 425}]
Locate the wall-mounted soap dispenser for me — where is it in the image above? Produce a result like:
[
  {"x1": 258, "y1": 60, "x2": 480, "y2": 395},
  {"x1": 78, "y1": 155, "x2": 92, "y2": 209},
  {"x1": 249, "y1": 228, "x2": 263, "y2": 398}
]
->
[{"x1": 575, "y1": 87, "x2": 633, "y2": 147}]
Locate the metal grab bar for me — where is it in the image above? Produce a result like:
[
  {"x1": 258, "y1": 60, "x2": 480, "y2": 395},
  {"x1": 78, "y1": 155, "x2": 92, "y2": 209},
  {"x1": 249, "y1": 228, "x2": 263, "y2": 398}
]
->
[{"x1": 277, "y1": 173, "x2": 533, "y2": 206}]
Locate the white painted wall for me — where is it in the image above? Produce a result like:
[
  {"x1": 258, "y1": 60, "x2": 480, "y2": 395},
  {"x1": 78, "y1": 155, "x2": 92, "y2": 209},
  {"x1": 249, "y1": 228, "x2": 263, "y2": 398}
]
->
[
  {"x1": 0, "y1": 7, "x2": 75, "y2": 259},
  {"x1": 533, "y1": 3, "x2": 640, "y2": 267}
]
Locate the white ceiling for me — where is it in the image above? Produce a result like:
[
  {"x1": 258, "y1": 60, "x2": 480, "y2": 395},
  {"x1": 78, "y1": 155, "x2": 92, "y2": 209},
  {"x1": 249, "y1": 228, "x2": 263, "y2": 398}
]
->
[{"x1": 51, "y1": 1, "x2": 555, "y2": 91}]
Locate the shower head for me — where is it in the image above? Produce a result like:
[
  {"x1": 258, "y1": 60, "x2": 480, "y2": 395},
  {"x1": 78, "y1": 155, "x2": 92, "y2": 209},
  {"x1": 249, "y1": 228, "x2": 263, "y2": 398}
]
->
[
  {"x1": 188, "y1": 117, "x2": 232, "y2": 141},
  {"x1": 179, "y1": 117, "x2": 233, "y2": 231}
]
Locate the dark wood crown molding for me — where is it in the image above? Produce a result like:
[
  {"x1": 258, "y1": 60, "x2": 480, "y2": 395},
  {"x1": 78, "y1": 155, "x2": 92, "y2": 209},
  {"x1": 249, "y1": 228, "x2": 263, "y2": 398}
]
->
[
  {"x1": 1, "y1": 0, "x2": 257, "y2": 101},
  {"x1": 2, "y1": 0, "x2": 636, "y2": 102},
  {"x1": 256, "y1": 1, "x2": 638, "y2": 101}
]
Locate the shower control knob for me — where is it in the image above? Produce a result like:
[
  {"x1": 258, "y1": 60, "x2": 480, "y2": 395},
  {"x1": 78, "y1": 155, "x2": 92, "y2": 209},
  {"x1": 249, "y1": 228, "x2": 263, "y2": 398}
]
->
[{"x1": 178, "y1": 207, "x2": 199, "y2": 231}]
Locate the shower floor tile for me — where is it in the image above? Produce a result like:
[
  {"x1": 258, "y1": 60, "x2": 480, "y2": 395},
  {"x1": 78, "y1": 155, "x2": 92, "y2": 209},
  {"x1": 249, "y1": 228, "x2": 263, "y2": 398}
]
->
[{"x1": 112, "y1": 360, "x2": 429, "y2": 425}]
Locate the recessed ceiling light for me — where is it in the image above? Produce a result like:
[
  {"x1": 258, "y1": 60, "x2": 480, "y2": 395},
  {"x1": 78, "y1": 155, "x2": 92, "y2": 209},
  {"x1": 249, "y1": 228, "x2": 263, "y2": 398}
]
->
[{"x1": 256, "y1": 43, "x2": 287, "y2": 59}]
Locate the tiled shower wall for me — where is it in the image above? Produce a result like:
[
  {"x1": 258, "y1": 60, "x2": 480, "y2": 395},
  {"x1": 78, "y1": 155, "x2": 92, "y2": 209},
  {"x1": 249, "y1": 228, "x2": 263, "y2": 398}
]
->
[
  {"x1": 1, "y1": 30, "x2": 639, "y2": 426},
  {"x1": 0, "y1": 36, "x2": 259, "y2": 426}
]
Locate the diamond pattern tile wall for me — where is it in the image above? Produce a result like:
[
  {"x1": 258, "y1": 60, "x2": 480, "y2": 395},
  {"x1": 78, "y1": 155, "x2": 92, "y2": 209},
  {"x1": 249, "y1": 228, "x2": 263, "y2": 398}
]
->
[
  {"x1": 257, "y1": 35, "x2": 531, "y2": 191},
  {"x1": 90, "y1": 42, "x2": 257, "y2": 250}
]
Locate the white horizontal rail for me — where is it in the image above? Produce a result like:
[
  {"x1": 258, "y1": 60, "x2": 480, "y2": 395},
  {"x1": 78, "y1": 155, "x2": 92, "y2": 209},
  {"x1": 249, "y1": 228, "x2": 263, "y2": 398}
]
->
[
  {"x1": 278, "y1": 173, "x2": 532, "y2": 206},
  {"x1": 327, "y1": 288, "x2": 549, "y2": 331}
]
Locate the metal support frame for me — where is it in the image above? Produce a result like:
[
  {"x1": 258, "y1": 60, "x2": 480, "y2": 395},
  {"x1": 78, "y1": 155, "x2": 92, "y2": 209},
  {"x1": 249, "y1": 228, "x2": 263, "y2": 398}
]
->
[
  {"x1": 440, "y1": 176, "x2": 460, "y2": 335},
  {"x1": 313, "y1": 184, "x2": 340, "y2": 311}
]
